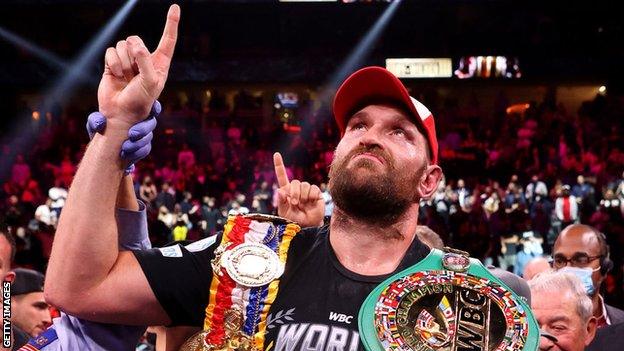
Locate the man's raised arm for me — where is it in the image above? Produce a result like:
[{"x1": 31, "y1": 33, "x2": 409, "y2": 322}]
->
[{"x1": 44, "y1": 5, "x2": 180, "y2": 325}]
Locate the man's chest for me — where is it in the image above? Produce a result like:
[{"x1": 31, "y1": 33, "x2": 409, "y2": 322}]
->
[{"x1": 263, "y1": 269, "x2": 375, "y2": 351}]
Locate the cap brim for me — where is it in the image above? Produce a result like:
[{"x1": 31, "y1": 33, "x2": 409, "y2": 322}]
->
[{"x1": 333, "y1": 66, "x2": 420, "y2": 133}]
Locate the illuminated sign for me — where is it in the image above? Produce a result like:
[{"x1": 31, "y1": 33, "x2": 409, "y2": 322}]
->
[
  {"x1": 455, "y1": 56, "x2": 521, "y2": 79},
  {"x1": 386, "y1": 58, "x2": 453, "y2": 78}
]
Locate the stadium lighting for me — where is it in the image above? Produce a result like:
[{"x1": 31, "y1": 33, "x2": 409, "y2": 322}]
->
[
  {"x1": 0, "y1": 27, "x2": 68, "y2": 71},
  {"x1": 0, "y1": 0, "x2": 139, "y2": 183},
  {"x1": 44, "y1": 0, "x2": 139, "y2": 105},
  {"x1": 315, "y1": 0, "x2": 403, "y2": 108}
]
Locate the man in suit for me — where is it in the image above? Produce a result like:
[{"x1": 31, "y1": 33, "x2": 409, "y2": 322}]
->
[
  {"x1": 552, "y1": 224, "x2": 624, "y2": 328},
  {"x1": 586, "y1": 322, "x2": 624, "y2": 350}
]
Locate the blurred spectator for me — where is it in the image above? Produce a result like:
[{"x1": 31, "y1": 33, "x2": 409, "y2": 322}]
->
[
  {"x1": 4, "y1": 195, "x2": 25, "y2": 228},
  {"x1": 252, "y1": 181, "x2": 271, "y2": 214},
  {"x1": 48, "y1": 187, "x2": 67, "y2": 219},
  {"x1": 572, "y1": 175, "x2": 595, "y2": 205},
  {"x1": 504, "y1": 182, "x2": 526, "y2": 213},
  {"x1": 177, "y1": 143, "x2": 196, "y2": 171},
  {"x1": 42, "y1": 153, "x2": 74, "y2": 190},
  {"x1": 21, "y1": 179, "x2": 43, "y2": 210},
  {"x1": 179, "y1": 192, "x2": 194, "y2": 215},
  {"x1": 522, "y1": 256, "x2": 551, "y2": 280},
  {"x1": 1, "y1": 227, "x2": 18, "y2": 350},
  {"x1": 200, "y1": 196, "x2": 221, "y2": 237},
  {"x1": 454, "y1": 178, "x2": 470, "y2": 208},
  {"x1": 11, "y1": 154, "x2": 30, "y2": 187},
  {"x1": 572, "y1": 175, "x2": 596, "y2": 221},
  {"x1": 226, "y1": 121, "x2": 242, "y2": 145},
  {"x1": 173, "y1": 203, "x2": 191, "y2": 231},
  {"x1": 157, "y1": 206, "x2": 175, "y2": 229},
  {"x1": 555, "y1": 185, "x2": 578, "y2": 228},
  {"x1": 482, "y1": 191, "x2": 500, "y2": 217},
  {"x1": 11, "y1": 268, "x2": 52, "y2": 344},
  {"x1": 515, "y1": 230, "x2": 544, "y2": 277},
  {"x1": 320, "y1": 183, "x2": 333, "y2": 219},
  {"x1": 615, "y1": 171, "x2": 624, "y2": 202},
  {"x1": 156, "y1": 161, "x2": 176, "y2": 184},
  {"x1": 499, "y1": 228, "x2": 518, "y2": 272},
  {"x1": 34, "y1": 198, "x2": 56, "y2": 228},
  {"x1": 172, "y1": 220, "x2": 189, "y2": 241},
  {"x1": 0, "y1": 226, "x2": 16, "y2": 283},
  {"x1": 552, "y1": 224, "x2": 624, "y2": 327},
  {"x1": 155, "y1": 182, "x2": 175, "y2": 212},
  {"x1": 525, "y1": 174, "x2": 548, "y2": 205},
  {"x1": 139, "y1": 176, "x2": 158, "y2": 206},
  {"x1": 227, "y1": 194, "x2": 249, "y2": 216}
]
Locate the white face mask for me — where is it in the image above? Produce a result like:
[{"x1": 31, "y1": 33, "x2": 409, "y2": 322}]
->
[{"x1": 558, "y1": 266, "x2": 599, "y2": 296}]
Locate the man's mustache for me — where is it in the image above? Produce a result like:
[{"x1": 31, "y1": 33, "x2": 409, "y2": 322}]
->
[{"x1": 346, "y1": 145, "x2": 394, "y2": 168}]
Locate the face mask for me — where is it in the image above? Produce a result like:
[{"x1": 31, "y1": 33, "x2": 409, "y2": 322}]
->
[{"x1": 558, "y1": 266, "x2": 598, "y2": 296}]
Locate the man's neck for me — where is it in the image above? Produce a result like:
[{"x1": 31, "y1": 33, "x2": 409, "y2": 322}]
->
[
  {"x1": 328, "y1": 206, "x2": 420, "y2": 276},
  {"x1": 593, "y1": 293, "x2": 608, "y2": 321}
]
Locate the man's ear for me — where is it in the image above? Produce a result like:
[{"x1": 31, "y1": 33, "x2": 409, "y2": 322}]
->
[
  {"x1": 417, "y1": 165, "x2": 443, "y2": 200},
  {"x1": 4, "y1": 271, "x2": 15, "y2": 284},
  {"x1": 584, "y1": 316, "x2": 597, "y2": 346}
]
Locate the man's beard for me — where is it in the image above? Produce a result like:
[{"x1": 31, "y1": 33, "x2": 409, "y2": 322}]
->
[{"x1": 328, "y1": 145, "x2": 421, "y2": 227}]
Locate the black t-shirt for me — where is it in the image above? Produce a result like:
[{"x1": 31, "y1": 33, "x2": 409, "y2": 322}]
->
[{"x1": 133, "y1": 225, "x2": 430, "y2": 351}]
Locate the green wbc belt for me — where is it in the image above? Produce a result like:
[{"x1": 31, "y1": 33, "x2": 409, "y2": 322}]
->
[{"x1": 359, "y1": 248, "x2": 539, "y2": 351}]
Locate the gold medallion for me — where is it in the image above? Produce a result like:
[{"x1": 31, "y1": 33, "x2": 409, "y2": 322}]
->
[{"x1": 220, "y1": 242, "x2": 284, "y2": 287}]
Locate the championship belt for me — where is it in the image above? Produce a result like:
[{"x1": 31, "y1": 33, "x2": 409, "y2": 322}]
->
[
  {"x1": 180, "y1": 214, "x2": 301, "y2": 351},
  {"x1": 359, "y1": 247, "x2": 539, "y2": 351}
]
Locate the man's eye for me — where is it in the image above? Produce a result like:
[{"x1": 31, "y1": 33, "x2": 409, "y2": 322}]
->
[
  {"x1": 572, "y1": 255, "x2": 590, "y2": 265},
  {"x1": 552, "y1": 325, "x2": 567, "y2": 332},
  {"x1": 351, "y1": 123, "x2": 366, "y2": 130},
  {"x1": 392, "y1": 128, "x2": 405, "y2": 136}
]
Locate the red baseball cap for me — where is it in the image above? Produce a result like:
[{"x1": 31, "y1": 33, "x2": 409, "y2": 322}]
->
[{"x1": 333, "y1": 66, "x2": 439, "y2": 164}]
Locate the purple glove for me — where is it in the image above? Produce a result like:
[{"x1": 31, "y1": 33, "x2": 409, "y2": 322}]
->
[{"x1": 86, "y1": 100, "x2": 160, "y2": 174}]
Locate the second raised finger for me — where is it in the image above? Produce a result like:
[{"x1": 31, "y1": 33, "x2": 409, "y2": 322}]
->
[
  {"x1": 104, "y1": 47, "x2": 123, "y2": 78},
  {"x1": 290, "y1": 179, "x2": 301, "y2": 206},
  {"x1": 116, "y1": 40, "x2": 136, "y2": 80},
  {"x1": 309, "y1": 185, "x2": 321, "y2": 202},
  {"x1": 300, "y1": 182, "x2": 311, "y2": 203}
]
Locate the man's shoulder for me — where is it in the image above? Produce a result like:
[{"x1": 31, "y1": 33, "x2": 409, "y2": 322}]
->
[
  {"x1": 11, "y1": 325, "x2": 30, "y2": 350},
  {"x1": 292, "y1": 225, "x2": 328, "y2": 245},
  {"x1": 184, "y1": 235, "x2": 220, "y2": 253},
  {"x1": 606, "y1": 303, "x2": 624, "y2": 324},
  {"x1": 587, "y1": 321, "x2": 624, "y2": 351},
  {"x1": 285, "y1": 225, "x2": 329, "y2": 262}
]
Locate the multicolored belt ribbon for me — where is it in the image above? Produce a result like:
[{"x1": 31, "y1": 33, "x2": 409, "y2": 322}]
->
[{"x1": 180, "y1": 214, "x2": 300, "y2": 351}]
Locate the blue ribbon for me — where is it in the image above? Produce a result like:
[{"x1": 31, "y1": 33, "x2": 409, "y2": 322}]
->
[{"x1": 243, "y1": 224, "x2": 284, "y2": 335}]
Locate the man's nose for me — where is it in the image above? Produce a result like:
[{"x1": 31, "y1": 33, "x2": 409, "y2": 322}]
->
[
  {"x1": 539, "y1": 336, "x2": 555, "y2": 350},
  {"x1": 41, "y1": 310, "x2": 52, "y2": 324},
  {"x1": 358, "y1": 126, "x2": 383, "y2": 147}
]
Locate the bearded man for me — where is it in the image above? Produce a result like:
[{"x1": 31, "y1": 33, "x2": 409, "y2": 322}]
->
[{"x1": 44, "y1": 5, "x2": 443, "y2": 350}]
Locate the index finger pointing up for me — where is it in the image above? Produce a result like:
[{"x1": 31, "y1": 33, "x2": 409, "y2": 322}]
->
[
  {"x1": 273, "y1": 152, "x2": 290, "y2": 188},
  {"x1": 153, "y1": 4, "x2": 180, "y2": 65}
]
